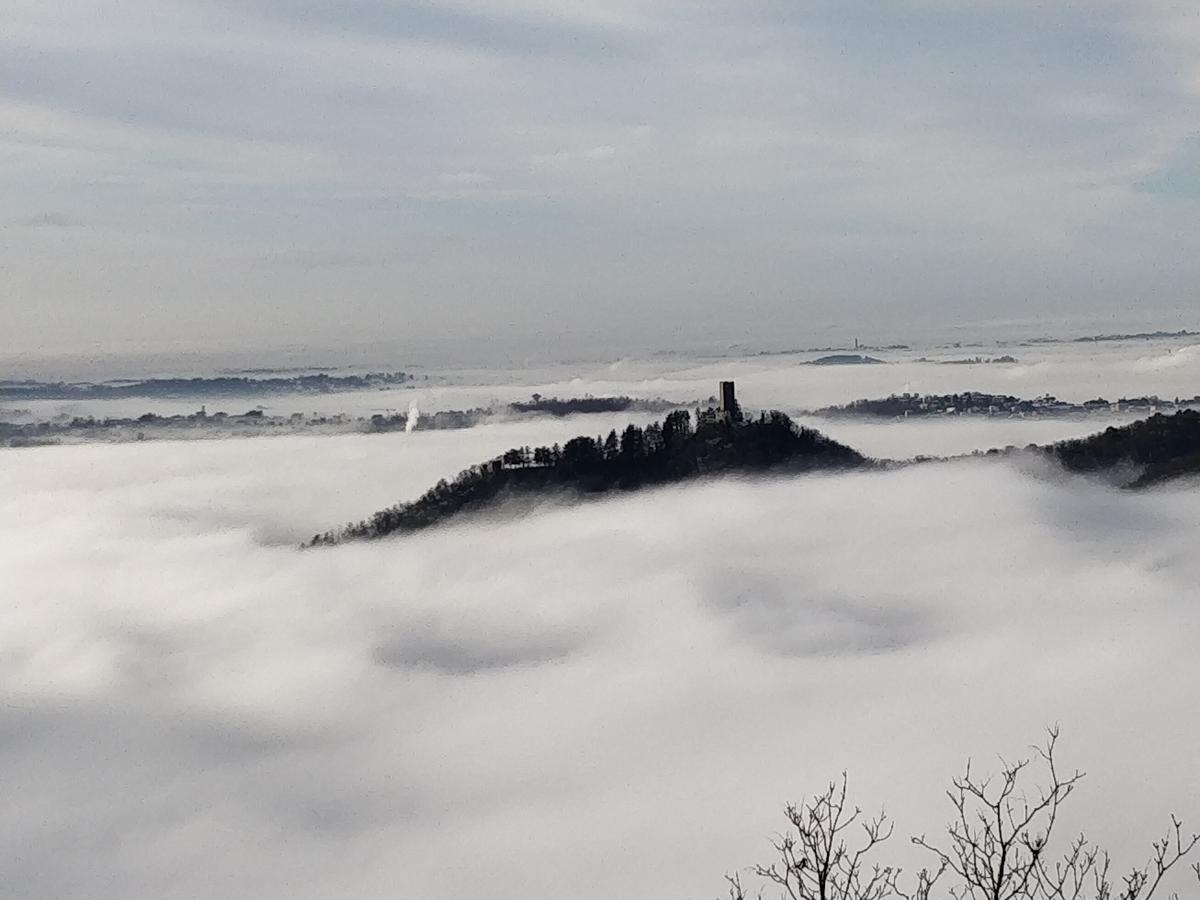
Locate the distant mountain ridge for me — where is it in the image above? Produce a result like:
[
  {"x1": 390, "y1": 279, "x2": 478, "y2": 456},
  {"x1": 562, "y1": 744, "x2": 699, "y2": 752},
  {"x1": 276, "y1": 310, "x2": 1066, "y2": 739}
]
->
[{"x1": 0, "y1": 372, "x2": 411, "y2": 401}]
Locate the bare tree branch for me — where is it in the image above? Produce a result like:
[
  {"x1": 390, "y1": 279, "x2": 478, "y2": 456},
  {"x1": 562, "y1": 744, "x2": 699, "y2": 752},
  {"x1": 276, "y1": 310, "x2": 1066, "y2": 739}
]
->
[{"x1": 725, "y1": 730, "x2": 1198, "y2": 900}]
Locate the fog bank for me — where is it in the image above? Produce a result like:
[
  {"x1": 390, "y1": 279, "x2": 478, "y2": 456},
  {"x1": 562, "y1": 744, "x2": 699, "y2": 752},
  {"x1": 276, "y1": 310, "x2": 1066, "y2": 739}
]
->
[{"x1": 2, "y1": 425, "x2": 1198, "y2": 899}]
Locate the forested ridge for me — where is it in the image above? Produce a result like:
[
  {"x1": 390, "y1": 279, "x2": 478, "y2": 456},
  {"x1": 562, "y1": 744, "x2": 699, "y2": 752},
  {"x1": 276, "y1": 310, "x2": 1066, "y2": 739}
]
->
[
  {"x1": 307, "y1": 408, "x2": 1200, "y2": 547},
  {"x1": 1049, "y1": 409, "x2": 1200, "y2": 486},
  {"x1": 306, "y1": 408, "x2": 866, "y2": 545}
]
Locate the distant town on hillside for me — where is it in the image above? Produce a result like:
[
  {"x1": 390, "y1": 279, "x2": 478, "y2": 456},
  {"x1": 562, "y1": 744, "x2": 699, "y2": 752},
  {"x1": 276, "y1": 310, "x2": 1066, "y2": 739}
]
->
[{"x1": 814, "y1": 392, "x2": 1200, "y2": 419}]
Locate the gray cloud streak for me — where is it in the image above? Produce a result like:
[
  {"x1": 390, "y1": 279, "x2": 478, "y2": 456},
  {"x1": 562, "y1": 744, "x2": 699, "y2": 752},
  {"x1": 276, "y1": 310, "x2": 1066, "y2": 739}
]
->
[{"x1": 3, "y1": 1, "x2": 1200, "y2": 353}]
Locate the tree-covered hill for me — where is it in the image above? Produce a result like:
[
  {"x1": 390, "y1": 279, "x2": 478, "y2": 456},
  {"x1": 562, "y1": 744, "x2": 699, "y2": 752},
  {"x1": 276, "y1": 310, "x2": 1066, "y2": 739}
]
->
[
  {"x1": 306, "y1": 408, "x2": 867, "y2": 545},
  {"x1": 1048, "y1": 410, "x2": 1200, "y2": 486},
  {"x1": 305, "y1": 407, "x2": 1200, "y2": 547}
]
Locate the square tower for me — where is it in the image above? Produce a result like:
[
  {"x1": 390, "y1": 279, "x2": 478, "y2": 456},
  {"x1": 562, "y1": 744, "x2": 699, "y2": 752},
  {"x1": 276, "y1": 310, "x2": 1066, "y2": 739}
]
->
[{"x1": 718, "y1": 381, "x2": 737, "y2": 418}]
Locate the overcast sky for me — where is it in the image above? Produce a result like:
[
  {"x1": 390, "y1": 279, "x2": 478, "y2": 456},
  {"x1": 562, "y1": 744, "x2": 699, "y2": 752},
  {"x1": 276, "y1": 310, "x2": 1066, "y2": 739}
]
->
[{"x1": 3, "y1": 0, "x2": 1199, "y2": 357}]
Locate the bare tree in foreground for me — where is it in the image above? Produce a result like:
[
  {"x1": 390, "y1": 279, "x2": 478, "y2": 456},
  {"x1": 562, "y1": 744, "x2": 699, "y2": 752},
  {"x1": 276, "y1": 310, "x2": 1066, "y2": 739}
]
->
[
  {"x1": 725, "y1": 728, "x2": 1199, "y2": 900},
  {"x1": 727, "y1": 772, "x2": 906, "y2": 900}
]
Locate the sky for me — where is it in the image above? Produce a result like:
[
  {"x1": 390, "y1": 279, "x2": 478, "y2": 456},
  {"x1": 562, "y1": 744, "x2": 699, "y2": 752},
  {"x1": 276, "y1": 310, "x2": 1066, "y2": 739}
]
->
[
  {"x1": 3, "y1": 415, "x2": 1199, "y2": 900},
  {"x1": 3, "y1": 0, "x2": 1200, "y2": 359}
]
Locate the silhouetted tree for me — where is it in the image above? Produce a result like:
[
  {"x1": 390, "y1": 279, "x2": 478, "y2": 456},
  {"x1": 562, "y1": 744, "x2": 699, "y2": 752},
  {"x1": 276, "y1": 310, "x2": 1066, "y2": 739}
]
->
[
  {"x1": 620, "y1": 424, "x2": 645, "y2": 460},
  {"x1": 562, "y1": 435, "x2": 602, "y2": 470},
  {"x1": 663, "y1": 409, "x2": 693, "y2": 450},
  {"x1": 723, "y1": 729, "x2": 1199, "y2": 900},
  {"x1": 603, "y1": 429, "x2": 620, "y2": 460},
  {"x1": 644, "y1": 422, "x2": 664, "y2": 454}
]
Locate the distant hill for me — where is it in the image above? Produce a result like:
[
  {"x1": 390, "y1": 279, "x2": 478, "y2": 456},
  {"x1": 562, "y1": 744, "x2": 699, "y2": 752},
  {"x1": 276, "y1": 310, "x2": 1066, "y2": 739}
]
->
[
  {"x1": 810, "y1": 354, "x2": 885, "y2": 366},
  {"x1": 506, "y1": 395, "x2": 680, "y2": 416},
  {"x1": 307, "y1": 408, "x2": 867, "y2": 545},
  {"x1": 1048, "y1": 410, "x2": 1200, "y2": 487},
  {"x1": 1073, "y1": 329, "x2": 1199, "y2": 343}
]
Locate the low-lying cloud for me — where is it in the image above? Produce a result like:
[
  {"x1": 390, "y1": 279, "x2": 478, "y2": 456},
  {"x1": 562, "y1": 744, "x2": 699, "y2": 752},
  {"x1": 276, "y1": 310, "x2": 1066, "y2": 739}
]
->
[{"x1": 1, "y1": 419, "x2": 1198, "y2": 899}]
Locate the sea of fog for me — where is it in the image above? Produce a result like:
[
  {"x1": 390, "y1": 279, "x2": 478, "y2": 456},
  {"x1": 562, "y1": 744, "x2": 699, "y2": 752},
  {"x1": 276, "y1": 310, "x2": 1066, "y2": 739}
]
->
[{"x1": 2, "y1": 339, "x2": 1199, "y2": 899}]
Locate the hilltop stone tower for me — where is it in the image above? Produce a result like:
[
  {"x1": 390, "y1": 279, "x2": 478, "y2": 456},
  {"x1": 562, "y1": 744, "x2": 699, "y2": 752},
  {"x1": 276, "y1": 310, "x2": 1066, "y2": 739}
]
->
[{"x1": 718, "y1": 381, "x2": 737, "y2": 419}]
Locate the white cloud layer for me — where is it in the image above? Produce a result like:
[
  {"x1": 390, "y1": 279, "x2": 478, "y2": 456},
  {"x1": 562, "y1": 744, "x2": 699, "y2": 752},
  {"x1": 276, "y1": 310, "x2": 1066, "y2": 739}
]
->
[{"x1": 2, "y1": 410, "x2": 1198, "y2": 898}]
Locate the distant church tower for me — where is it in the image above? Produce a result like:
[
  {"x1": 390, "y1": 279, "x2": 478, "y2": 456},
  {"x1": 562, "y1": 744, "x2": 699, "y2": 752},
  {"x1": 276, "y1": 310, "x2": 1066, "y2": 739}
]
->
[{"x1": 718, "y1": 381, "x2": 737, "y2": 419}]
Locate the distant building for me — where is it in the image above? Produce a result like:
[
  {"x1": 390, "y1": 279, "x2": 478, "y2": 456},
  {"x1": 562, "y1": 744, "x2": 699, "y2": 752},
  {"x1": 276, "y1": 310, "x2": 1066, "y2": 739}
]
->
[{"x1": 718, "y1": 381, "x2": 738, "y2": 419}]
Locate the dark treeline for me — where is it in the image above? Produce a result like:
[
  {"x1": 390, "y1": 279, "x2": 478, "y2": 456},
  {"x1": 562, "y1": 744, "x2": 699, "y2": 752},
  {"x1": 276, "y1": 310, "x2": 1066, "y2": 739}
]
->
[
  {"x1": 809, "y1": 354, "x2": 885, "y2": 366},
  {"x1": 506, "y1": 394, "x2": 679, "y2": 416},
  {"x1": 1049, "y1": 409, "x2": 1200, "y2": 487},
  {"x1": 307, "y1": 407, "x2": 867, "y2": 545},
  {"x1": 1073, "y1": 329, "x2": 1199, "y2": 342},
  {"x1": 1025, "y1": 328, "x2": 1200, "y2": 344},
  {"x1": 0, "y1": 372, "x2": 410, "y2": 401},
  {"x1": 919, "y1": 354, "x2": 1019, "y2": 365}
]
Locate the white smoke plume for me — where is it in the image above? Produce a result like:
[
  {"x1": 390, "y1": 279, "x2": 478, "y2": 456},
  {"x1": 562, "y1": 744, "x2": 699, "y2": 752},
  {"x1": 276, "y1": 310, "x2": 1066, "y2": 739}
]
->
[{"x1": 406, "y1": 401, "x2": 421, "y2": 433}]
